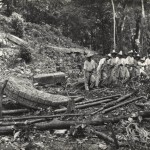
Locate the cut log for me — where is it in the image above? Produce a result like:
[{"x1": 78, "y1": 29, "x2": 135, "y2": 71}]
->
[
  {"x1": 92, "y1": 93, "x2": 133, "y2": 115},
  {"x1": 102, "y1": 96, "x2": 143, "y2": 114},
  {"x1": 54, "y1": 99, "x2": 113, "y2": 113},
  {"x1": 35, "y1": 116, "x2": 127, "y2": 130},
  {"x1": 76, "y1": 94, "x2": 120, "y2": 105},
  {"x1": 4, "y1": 77, "x2": 70, "y2": 108},
  {"x1": 6, "y1": 34, "x2": 28, "y2": 46},
  {"x1": 103, "y1": 92, "x2": 134, "y2": 109},
  {"x1": 33, "y1": 72, "x2": 66, "y2": 85},
  {"x1": 0, "y1": 114, "x2": 85, "y2": 122},
  {"x1": 2, "y1": 109, "x2": 29, "y2": 115},
  {"x1": 0, "y1": 126, "x2": 14, "y2": 135}
]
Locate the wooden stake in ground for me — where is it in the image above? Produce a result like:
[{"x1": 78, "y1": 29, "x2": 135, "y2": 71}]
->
[{"x1": 0, "y1": 80, "x2": 8, "y2": 118}]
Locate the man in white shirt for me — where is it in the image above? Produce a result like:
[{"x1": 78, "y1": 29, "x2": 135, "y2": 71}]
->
[
  {"x1": 138, "y1": 57, "x2": 148, "y2": 78},
  {"x1": 112, "y1": 51, "x2": 130, "y2": 84},
  {"x1": 109, "y1": 50, "x2": 118, "y2": 66},
  {"x1": 84, "y1": 53, "x2": 96, "y2": 91},
  {"x1": 126, "y1": 50, "x2": 134, "y2": 65},
  {"x1": 96, "y1": 54, "x2": 111, "y2": 87}
]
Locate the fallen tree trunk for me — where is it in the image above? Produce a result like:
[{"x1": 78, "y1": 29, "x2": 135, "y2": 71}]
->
[
  {"x1": 76, "y1": 94, "x2": 120, "y2": 106},
  {"x1": 2, "y1": 109, "x2": 29, "y2": 115},
  {"x1": 102, "y1": 96, "x2": 143, "y2": 114},
  {"x1": 2, "y1": 111, "x2": 150, "y2": 133},
  {"x1": 35, "y1": 116, "x2": 128, "y2": 130},
  {"x1": 0, "y1": 113, "x2": 85, "y2": 122},
  {"x1": 4, "y1": 77, "x2": 71, "y2": 109},
  {"x1": 54, "y1": 99, "x2": 113, "y2": 113}
]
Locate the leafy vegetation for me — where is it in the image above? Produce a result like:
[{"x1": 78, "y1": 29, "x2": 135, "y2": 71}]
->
[
  {"x1": 11, "y1": 12, "x2": 24, "y2": 38},
  {"x1": 2, "y1": 0, "x2": 150, "y2": 55},
  {"x1": 19, "y1": 45, "x2": 32, "y2": 63}
]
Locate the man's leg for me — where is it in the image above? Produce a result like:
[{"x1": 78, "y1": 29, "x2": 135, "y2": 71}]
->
[
  {"x1": 95, "y1": 72, "x2": 101, "y2": 87},
  {"x1": 90, "y1": 74, "x2": 96, "y2": 89},
  {"x1": 84, "y1": 71, "x2": 90, "y2": 91}
]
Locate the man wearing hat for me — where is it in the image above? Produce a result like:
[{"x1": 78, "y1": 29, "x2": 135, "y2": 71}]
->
[
  {"x1": 138, "y1": 57, "x2": 148, "y2": 78},
  {"x1": 108, "y1": 50, "x2": 119, "y2": 84},
  {"x1": 126, "y1": 50, "x2": 134, "y2": 65},
  {"x1": 109, "y1": 50, "x2": 118, "y2": 66},
  {"x1": 84, "y1": 53, "x2": 96, "y2": 91},
  {"x1": 125, "y1": 50, "x2": 135, "y2": 78},
  {"x1": 131, "y1": 53, "x2": 141, "y2": 78},
  {"x1": 96, "y1": 54, "x2": 111, "y2": 87},
  {"x1": 112, "y1": 51, "x2": 130, "y2": 84}
]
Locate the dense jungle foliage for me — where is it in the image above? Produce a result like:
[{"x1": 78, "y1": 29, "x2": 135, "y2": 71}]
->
[{"x1": 1, "y1": 0, "x2": 150, "y2": 55}]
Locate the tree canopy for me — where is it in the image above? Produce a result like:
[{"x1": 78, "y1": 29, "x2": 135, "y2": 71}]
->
[{"x1": 1, "y1": 0, "x2": 150, "y2": 55}]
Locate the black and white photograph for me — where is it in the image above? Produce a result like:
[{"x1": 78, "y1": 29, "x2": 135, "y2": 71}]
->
[{"x1": 0, "y1": 0, "x2": 150, "y2": 149}]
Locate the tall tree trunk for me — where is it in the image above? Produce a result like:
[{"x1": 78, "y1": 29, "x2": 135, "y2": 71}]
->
[
  {"x1": 134, "y1": 16, "x2": 141, "y2": 53},
  {"x1": 141, "y1": 0, "x2": 145, "y2": 18},
  {"x1": 111, "y1": 0, "x2": 116, "y2": 50},
  {"x1": 141, "y1": 0, "x2": 146, "y2": 56}
]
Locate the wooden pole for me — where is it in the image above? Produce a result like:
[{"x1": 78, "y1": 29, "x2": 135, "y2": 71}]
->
[{"x1": 102, "y1": 96, "x2": 143, "y2": 114}]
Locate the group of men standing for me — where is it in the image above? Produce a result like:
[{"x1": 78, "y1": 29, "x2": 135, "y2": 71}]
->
[{"x1": 83, "y1": 50, "x2": 150, "y2": 91}]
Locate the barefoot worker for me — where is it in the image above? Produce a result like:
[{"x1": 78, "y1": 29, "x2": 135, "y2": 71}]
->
[{"x1": 83, "y1": 52, "x2": 96, "y2": 91}]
